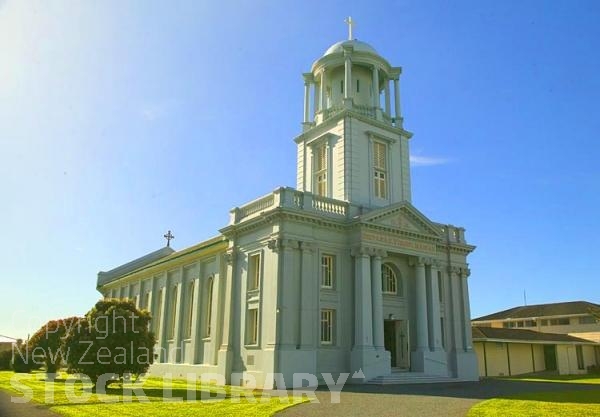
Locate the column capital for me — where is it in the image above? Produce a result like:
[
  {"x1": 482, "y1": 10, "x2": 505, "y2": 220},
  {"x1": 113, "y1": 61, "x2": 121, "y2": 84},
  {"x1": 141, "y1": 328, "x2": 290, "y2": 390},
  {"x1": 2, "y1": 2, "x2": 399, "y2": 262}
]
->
[
  {"x1": 447, "y1": 265, "x2": 462, "y2": 275},
  {"x1": 409, "y1": 256, "x2": 432, "y2": 267},
  {"x1": 300, "y1": 241, "x2": 316, "y2": 253},
  {"x1": 351, "y1": 245, "x2": 373, "y2": 257},
  {"x1": 281, "y1": 238, "x2": 299, "y2": 250},
  {"x1": 302, "y1": 72, "x2": 314, "y2": 83},
  {"x1": 224, "y1": 248, "x2": 237, "y2": 265},
  {"x1": 267, "y1": 238, "x2": 281, "y2": 252},
  {"x1": 460, "y1": 267, "x2": 471, "y2": 278},
  {"x1": 373, "y1": 249, "x2": 387, "y2": 259}
]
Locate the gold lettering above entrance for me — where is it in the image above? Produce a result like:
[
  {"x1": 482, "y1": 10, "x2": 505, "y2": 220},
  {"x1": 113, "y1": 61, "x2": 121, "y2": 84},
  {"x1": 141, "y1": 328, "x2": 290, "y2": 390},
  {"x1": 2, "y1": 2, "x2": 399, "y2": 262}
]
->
[{"x1": 362, "y1": 231, "x2": 437, "y2": 254}]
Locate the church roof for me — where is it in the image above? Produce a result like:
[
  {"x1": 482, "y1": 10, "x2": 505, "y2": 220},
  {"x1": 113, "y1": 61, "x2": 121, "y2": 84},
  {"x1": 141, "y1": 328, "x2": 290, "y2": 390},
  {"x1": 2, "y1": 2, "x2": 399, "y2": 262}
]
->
[
  {"x1": 473, "y1": 301, "x2": 600, "y2": 322},
  {"x1": 323, "y1": 39, "x2": 379, "y2": 57},
  {"x1": 472, "y1": 326, "x2": 597, "y2": 344},
  {"x1": 97, "y1": 246, "x2": 175, "y2": 287}
]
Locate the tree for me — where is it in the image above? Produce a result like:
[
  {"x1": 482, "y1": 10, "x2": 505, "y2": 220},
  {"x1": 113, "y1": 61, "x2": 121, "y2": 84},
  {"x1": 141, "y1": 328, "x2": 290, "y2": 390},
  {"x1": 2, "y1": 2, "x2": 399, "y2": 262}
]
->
[
  {"x1": 590, "y1": 306, "x2": 600, "y2": 323},
  {"x1": 64, "y1": 299, "x2": 155, "y2": 388},
  {"x1": 29, "y1": 317, "x2": 81, "y2": 374}
]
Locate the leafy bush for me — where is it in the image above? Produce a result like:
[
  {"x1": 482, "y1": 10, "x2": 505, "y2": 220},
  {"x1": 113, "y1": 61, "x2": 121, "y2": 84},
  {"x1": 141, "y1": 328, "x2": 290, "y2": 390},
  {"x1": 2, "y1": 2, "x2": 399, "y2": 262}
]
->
[
  {"x1": 11, "y1": 341, "x2": 41, "y2": 373},
  {"x1": 64, "y1": 299, "x2": 155, "y2": 388},
  {"x1": 0, "y1": 350, "x2": 11, "y2": 370},
  {"x1": 29, "y1": 317, "x2": 82, "y2": 374},
  {"x1": 587, "y1": 364, "x2": 600, "y2": 375}
]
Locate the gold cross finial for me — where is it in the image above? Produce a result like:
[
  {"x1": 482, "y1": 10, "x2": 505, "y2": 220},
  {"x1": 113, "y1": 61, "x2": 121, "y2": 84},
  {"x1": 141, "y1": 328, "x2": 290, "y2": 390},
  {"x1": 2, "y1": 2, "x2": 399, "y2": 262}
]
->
[{"x1": 344, "y1": 16, "x2": 354, "y2": 40}]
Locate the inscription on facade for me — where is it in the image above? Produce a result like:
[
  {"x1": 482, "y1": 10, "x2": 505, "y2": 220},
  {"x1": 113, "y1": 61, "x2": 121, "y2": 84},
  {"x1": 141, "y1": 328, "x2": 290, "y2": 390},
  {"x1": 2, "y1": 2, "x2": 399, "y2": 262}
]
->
[{"x1": 362, "y1": 231, "x2": 436, "y2": 253}]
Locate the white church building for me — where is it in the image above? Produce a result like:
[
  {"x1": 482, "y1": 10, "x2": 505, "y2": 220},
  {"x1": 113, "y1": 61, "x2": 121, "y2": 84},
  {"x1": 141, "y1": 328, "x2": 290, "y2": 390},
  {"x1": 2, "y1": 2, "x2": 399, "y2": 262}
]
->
[{"x1": 97, "y1": 29, "x2": 479, "y2": 387}]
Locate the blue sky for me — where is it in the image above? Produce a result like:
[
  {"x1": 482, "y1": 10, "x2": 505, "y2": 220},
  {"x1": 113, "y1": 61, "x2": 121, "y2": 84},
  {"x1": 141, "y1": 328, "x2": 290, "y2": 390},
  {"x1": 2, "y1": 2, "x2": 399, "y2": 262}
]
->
[{"x1": 1, "y1": 0, "x2": 599, "y2": 339}]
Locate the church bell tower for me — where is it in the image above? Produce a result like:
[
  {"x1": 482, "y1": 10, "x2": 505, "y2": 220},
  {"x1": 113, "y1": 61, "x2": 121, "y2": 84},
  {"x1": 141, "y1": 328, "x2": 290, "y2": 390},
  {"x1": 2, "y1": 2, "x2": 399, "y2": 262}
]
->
[{"x1": 296, "y1": 21, "x2": 413, "y2": 209}]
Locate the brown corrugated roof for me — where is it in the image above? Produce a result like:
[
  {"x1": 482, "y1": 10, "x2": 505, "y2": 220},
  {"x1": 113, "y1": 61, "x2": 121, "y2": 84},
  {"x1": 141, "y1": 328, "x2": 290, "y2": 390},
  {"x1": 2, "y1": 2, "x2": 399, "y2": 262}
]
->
[
  {"x1": 472, "y1": 326, "x2": 597, "y2": 344},
  {"x1": 472, "y1": 301, "x2": 600, "y2": 321}
]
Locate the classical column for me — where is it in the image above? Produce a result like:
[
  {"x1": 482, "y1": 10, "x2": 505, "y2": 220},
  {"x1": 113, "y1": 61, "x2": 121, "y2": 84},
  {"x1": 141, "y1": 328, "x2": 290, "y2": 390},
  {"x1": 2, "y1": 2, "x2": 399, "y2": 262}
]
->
[
  {"x1": 280, "y1": 238, "x2": 300, "y2": 347},
  {"x1": 393, "y1": 77, "x2": 401, "y2": 120},
  {"x1": 302, "y1": 73, "x2": 312, "y2": 123},
  {"x1": 461, "y1": 267, "x2": 473, "y2": 350},
  {"x1": 352, "y1": 246, "x2": 373, "y2": 348},
  {"x1": 300, "y1": 241, "x2": 316, "y2": 348},
  {"x1": 344, "y1": 50, "x2": 352, "y2": 101},
  {"x1": 449, "y1": 266, "x2": 464, "y2": 351},
  {"x1": 413, "y1": 257, "x2": 429, "y2": 350},
  {"x1": 219, "y1": 249, "x2": 236, "y2": 351},
  {"x1": 371, "y1": 250, "x2": 386, "y2": 350},
  {"x1": 371, "y1": 65, "x2": 380, "y2": 108},
  {"x1": 384, "y1": 79, "x2": 391, "y2": 115},
  {"x1": 429, "y1": 263, "x2": 443, "y2": 351},
  {"x1": 319, "y1": 69, "x2": 327, "y2": 111}
]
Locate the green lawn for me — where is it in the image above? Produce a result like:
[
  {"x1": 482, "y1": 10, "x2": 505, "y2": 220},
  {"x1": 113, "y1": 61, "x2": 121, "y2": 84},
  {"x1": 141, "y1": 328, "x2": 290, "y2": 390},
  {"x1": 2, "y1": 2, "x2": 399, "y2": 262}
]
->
[
  {"x1": 0, "y1": 371, "x2": 306, "y2": 417},
  {"x1": 468, "y1": 376, "x2": 600, "y2": 417}
]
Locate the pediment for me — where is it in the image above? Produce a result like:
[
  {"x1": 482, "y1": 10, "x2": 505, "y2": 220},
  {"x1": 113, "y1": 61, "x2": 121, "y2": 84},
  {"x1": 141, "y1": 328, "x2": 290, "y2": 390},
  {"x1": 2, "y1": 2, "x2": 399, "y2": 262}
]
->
[{"x1": 361, "y1": 203, "x2": 441, "y2": 237}]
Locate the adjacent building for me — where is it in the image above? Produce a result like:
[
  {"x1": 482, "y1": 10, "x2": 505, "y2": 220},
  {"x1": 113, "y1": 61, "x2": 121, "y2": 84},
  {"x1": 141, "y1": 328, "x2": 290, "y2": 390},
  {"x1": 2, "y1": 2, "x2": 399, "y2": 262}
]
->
[
  {"x1": 472, "y1": 301, "x2": 600, "y2": 377},
  {"x1": 96, "y1": 31, "x2": 479, "y2": 387}
]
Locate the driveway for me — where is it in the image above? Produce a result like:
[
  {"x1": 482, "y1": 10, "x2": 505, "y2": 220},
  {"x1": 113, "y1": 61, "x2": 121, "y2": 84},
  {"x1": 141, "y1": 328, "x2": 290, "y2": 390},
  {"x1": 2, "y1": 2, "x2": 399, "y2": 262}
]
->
[{"x1": 276, "y1": 379, "x2": 600, "y2": 417}]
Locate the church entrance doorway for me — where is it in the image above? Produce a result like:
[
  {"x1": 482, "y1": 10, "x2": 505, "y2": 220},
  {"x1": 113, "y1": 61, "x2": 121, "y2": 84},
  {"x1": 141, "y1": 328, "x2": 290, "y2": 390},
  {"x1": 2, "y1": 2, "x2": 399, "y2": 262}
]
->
[{"x1": 384, "y1": 319, "x2": 410, "y2": 369}]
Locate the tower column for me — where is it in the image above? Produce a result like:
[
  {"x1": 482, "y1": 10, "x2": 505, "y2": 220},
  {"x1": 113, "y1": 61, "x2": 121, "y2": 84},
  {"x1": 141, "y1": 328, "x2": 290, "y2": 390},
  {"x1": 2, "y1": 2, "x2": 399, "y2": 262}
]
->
[
  {"x1": 302, "y1": 74, "x2": 311, "y2": 123},
  {"x1": 371, "y1": 250, "x2": 386, "y2": 350},
  {"x1": 344, "y1": 49, "x2": 353, "y2": 105},
  {"x1": 393, "y1": 76, "x2": 402, "y2": 121},
  {"x1": 371, "y1": 65, "x2": 379, "y2": 108},
  {"x1": 319, "y1": 69, "x2": 327, "y2": 112},
  {"x1": 384, "y1": 78, "x2": 391, "y2": 115}
]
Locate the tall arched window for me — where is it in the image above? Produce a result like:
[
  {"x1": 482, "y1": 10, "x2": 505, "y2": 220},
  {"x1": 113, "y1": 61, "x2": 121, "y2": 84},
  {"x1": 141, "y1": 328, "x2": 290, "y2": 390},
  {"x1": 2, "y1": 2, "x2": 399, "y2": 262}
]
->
[
  {"x1": 185, "y1": 280, "x2": 195, "y2": 339},
  {"x1": 205, "y1": 276, "x2": 214, "y2": 337},
  {"x1": 382, "y1": 264, "x2": 401, "y2": 295},
  {"x1": 169, "y1": 285, "x2": 178, "y2": 340}
]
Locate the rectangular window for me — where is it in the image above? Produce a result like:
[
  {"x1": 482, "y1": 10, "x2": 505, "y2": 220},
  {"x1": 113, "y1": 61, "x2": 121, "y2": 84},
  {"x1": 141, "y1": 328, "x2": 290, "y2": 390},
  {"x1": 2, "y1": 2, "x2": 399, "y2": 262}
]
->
[
  {"x1": 440, "y1": 317, "x2": 446, "y2": 349},
  {"x1": 576, "y1": 345, "x2": 585, "y2": 370},
  {"x1": 437, "y1": 271, "x2": 443, "y2": 302},
  {"x1": 247, "y1": 308, "x2": 259, "y2": 345},
  {"x1": 321, "y1": 255, "x2": 334, "y2": 288},
  {"x1": 550, "y1": 318, "x2": 570, "y2": 326},
  {"x1": 320, "y1": 309, "x2": 335, "y2": 345},
  {"x1": 185, "y1": 281, "x2": 195, "y2": 339},
  {"x1": 314, "y1": 143, "x2": 327, "y2": 196},
  {"x1": 373, "y1": 141, "x2": 387, "y2": 199},
  {"x1": 248, "y1": 254, "x2": 261, "y2": 291},
  {"x1": 340, "y1": 80, "x2": 344, "y2": 94},
  {"x1": 356, "y1": 79, "x2": 360, "y2": 93},
  {"x1": 169, "y1": 286, "x2": 178, "y2": 340},
  {"x1": 541, "y1": 319, "x2": 548, "y2": 326},
  {"x1": 579, "y1": 316, "x2": 597, "y2": 325}
]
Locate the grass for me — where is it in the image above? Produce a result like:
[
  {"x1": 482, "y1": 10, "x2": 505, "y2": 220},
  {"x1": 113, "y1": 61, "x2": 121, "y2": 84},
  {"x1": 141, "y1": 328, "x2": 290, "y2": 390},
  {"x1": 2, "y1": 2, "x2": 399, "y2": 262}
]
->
[
  {"x1": 0, "y1": 371, "x2": 307, "y2": 417},
  {"x1": 468, "y1": 375, "x2": 600, "y2": 417}
]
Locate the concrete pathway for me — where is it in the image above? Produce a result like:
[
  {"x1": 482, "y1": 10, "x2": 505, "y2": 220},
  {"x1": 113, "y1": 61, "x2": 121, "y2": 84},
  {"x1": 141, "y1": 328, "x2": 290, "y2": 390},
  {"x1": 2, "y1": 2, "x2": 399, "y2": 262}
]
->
[
  {"x1": 276, "y1": 379, "x2": 600, "y2": 417},
  {"x1": 0, "y1": 390, "x2": 58, "y2": 417}
]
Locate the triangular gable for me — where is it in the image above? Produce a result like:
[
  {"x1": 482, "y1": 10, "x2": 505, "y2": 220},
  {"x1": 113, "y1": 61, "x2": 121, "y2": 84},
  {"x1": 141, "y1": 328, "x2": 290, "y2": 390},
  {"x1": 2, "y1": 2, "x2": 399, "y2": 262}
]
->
[{"x1": 360, "y1": 202, "x2": 442, "y2": 237}]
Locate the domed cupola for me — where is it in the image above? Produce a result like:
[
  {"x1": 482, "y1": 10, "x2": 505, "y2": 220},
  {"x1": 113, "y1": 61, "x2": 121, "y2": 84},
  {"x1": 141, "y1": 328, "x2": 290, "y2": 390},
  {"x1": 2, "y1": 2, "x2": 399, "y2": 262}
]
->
[{"x1": 301, "y1": 18, "x2": 404, "y2": 131}]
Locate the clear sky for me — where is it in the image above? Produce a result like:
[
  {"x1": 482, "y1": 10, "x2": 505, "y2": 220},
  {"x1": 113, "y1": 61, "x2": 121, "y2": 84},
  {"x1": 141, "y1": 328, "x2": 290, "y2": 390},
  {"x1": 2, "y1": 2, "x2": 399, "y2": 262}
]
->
[{"x1": 1, "y1": 0, "x2": 600, "y2": 340}]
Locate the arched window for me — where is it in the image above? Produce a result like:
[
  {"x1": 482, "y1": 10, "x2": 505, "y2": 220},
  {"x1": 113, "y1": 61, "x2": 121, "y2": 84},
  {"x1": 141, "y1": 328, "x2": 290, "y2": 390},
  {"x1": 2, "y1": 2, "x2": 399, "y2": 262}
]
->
[
  {"x1": 185, "y1": 280, "x2": 195, "y2": 339},
  {"x1": 205, "y1": 276, "x2": 214, "y2": 337},
  {"x1": 382, "y1": 264, "x2": 401, "y2": 295},
  {"x1": 169, "y1": 285, "x2": 178, "y2": 340}
]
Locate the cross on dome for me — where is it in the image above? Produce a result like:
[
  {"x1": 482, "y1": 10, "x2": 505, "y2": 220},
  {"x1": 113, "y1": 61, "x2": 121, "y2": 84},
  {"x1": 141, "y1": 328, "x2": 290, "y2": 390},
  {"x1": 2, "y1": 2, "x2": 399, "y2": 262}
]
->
[{"x1": 344, "y1": 16, "x2": 354, "y2": 40}]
